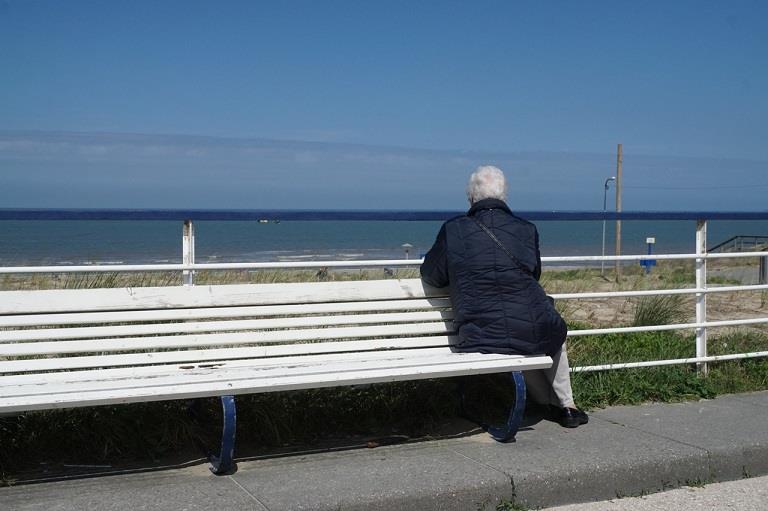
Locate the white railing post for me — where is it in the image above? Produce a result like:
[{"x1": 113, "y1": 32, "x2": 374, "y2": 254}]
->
[
  {"x1": 182, "y1": 220, "x2": 195, "y2": 286},
  {"x1": 695, "y1": 219, "x2": 708, "y2": 375}
]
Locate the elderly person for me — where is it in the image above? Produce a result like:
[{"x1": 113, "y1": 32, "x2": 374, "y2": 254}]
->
[{"x1": 420, "y1": 165, "x2": 588, "y2": 428}]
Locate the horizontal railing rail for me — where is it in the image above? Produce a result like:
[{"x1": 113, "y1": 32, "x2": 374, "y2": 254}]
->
[
  {"x1": 1, "y1": 251, "x2": 767, "y2": 274},
  {"x1": 1, "y1": 211, "x2": 768, "y2": 376},
  {"x1": 2, "y1": 209, "x2": 768, "y2": 221},
  {"x1": 572, "y1": 351, "x2": 768, "y2": 373},
  {"x1": 709, "y1": 235, "x2": 768, "y2": 253}
]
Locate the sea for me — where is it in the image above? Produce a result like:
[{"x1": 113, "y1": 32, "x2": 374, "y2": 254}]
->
[{"x1": 2, "y1": 217, "x2": 768, "y2": 267}]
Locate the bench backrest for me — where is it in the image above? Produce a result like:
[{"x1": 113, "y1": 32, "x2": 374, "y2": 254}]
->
[{"x1": 0, "y1": 278, "x2": 454, "y2": 375}]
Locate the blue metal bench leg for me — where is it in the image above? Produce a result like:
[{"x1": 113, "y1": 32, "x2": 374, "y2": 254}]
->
[
  {"x1": 486, "y1": 371, "x2": 527, "y2": 443},
  {"x1": 209, "y1": 395, "x2": 237, "y2": 475}
]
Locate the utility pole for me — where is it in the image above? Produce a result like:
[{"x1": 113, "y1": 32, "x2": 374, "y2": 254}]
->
[{"x1": 615, "y1": 144, "x2": 623, "y2": 282}]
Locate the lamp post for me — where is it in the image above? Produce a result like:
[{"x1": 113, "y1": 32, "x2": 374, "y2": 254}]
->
[{"x1": 601, "y1": 176, "x2": 616, "y2": 277}]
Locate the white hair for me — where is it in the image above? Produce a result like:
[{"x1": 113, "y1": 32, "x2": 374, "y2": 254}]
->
[{"x1": 466, "y1": 165, "x2": 507, "y2": 204}]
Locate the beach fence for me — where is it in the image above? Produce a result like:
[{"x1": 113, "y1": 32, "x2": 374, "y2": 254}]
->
[{"x1": 1, "y1": 209, "x2": 767, "y2": 376}]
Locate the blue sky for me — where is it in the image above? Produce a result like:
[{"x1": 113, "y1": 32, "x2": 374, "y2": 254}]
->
[{"x1": 1, "y1": 1, "x2": 767, "y2": 210}]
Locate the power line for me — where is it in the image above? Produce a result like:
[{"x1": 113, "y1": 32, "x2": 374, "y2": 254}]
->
[{"x1": 624, "y1": 184, "x2": 768, "y2": 190}]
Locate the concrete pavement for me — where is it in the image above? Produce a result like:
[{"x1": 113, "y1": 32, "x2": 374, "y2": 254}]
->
[{"x1": 1, "y1": 391, "x2": 767, "y2": 510}]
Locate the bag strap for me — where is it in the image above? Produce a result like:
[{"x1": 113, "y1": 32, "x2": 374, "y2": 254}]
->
[{"x1": 470, "y1": 216, "x2": 534, "y2": 277}]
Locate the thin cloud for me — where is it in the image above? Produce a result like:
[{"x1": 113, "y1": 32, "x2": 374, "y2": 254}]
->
[{"x1": 0, "y1": 130, "x2": 765, "y2": 210}]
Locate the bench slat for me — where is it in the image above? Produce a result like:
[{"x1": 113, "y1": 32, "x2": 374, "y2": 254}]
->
[
  {"x1": 0, "y1": 322, "x2": 455, "y2": 356},
  {"x1": 2, "y1": 346, "x2": 474, "y2": 385},
  {"x1": 0, "y1": 354, "x2": 552, "y2": 413},
  {"x1": 0, "y1": 298, "x2": 452, "y2": 328},
  {"x1": 0, "y1": 279, "x2": 443, "y2": 314},
  {"x1": 0, "y1": 336, "x2": 458, "y2": 375},
  {"x1": 0, "y1": 311, "x2": 454, "y2": 343}
]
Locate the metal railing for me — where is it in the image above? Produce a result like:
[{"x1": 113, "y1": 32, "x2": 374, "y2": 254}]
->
[
  {"x1": 709, "y1": 235, "x2": 768, "y2": 253},
  {"x1": 1, "y1": 210, "x2": 768, "y2": 375}
]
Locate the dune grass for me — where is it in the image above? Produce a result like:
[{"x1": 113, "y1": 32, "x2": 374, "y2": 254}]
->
[{"x1": 569, "y1": 329, "x2": 768, "y2": 409}]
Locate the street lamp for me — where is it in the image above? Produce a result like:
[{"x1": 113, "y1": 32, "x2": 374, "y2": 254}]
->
[{"x1": 601, "y1": 176, "x2": 616, "y2": 277}]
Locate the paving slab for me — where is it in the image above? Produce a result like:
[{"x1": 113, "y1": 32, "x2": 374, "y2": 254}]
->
[
  {"x1": 231, "y1": 441, "x2": 512, "y2": 511},
  {"x1": 592, "y1": 392, "x2": 768, "y2": 481},
  {"x1": 546, "y1": 473, "x2": 768, "y2": 511},
  {"x1": 731, "y1": 389, "x2": 768, "y2": 408},
  {"x1": 440, "y1": 415, "x2": 709, "y2": 508},
  {"x1": 0, "y1": 464, "x2": 262, "y2": 511}
]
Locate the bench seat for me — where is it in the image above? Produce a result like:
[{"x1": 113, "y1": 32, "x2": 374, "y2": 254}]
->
[
  {"x1": 0, "y1": 278, "x2": 552, "y2": 473},
  {"x1": 0, "y1": 347, "x2": 551, "y2": 413}
]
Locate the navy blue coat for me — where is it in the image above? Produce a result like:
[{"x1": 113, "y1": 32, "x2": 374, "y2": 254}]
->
[{"x1": 420, "y1": 198, "x2": 566, "y2": 356}]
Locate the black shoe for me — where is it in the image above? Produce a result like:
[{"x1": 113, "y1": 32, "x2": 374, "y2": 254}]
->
[{"x1": 553, "y1": 407, "x2": 589, "y2": 428}]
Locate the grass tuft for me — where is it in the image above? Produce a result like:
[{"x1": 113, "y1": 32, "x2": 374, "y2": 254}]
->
[
  {"x1": 495, "y1": 500, "x2": 530, "y2": 511},
  {"x1": 631, "y1": 294, "x2": 688, "y2": 327}
]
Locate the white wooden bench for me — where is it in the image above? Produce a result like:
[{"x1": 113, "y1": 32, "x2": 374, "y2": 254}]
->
[{"x1": 0, "y1": 278, "x2": 552, "y2": 474}]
